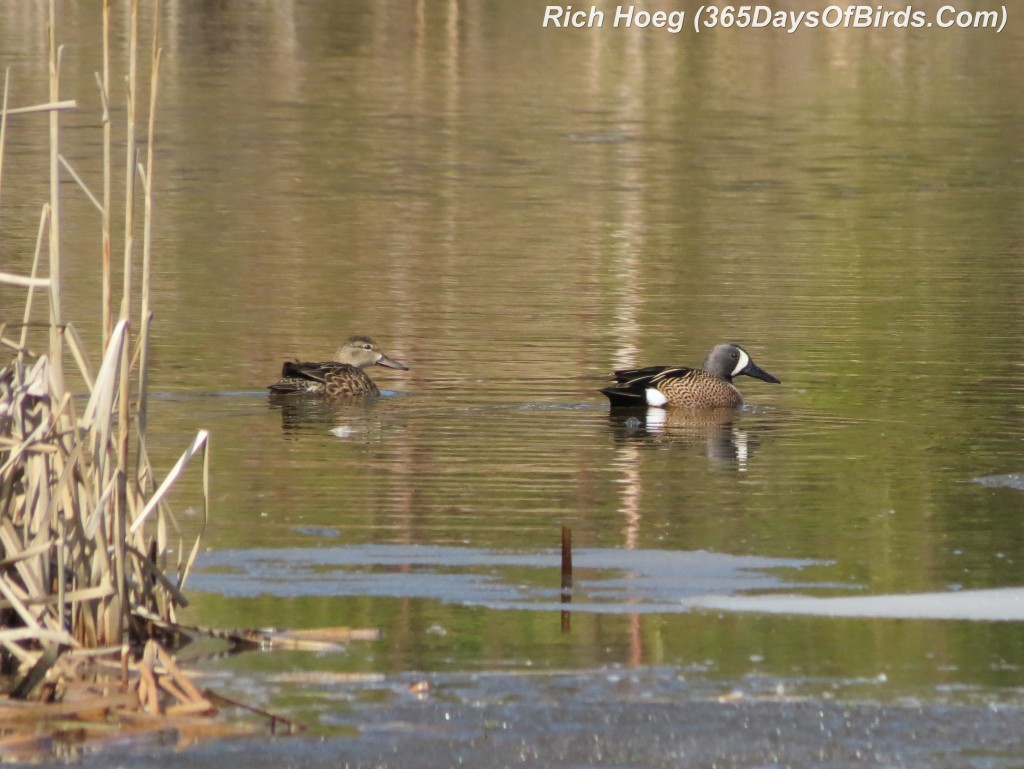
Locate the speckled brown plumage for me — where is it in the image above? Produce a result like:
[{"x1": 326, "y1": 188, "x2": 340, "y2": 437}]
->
[
  {"x1": 268, "y1": 335, "x2": 408, "y2": 398},
  {"x1": 600, "y1": 344, "x2": 779, "y2": 409}
]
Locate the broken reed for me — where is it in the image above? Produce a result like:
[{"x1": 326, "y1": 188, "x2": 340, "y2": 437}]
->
[{"x1": 0, "y1": 0, "x2": 209, "y2": 682}]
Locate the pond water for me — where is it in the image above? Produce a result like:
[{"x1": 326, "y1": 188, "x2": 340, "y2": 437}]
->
[{"x1": 3, "y1": 1, "x2": 1024, "y2": 765}]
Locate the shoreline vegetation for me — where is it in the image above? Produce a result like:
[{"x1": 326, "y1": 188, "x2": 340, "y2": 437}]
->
[
  {"x1": 0, "y1": 1, "x2": 367, "y2": 760},
  {"x1": 0, "y1": 0, "x2": 223, "y2": 756}
]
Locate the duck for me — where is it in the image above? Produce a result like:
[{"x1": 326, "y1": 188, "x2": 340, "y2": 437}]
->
[
  {"x1": 600, "y1": 343, "x2": 779, "y2": 409},
  {"x1": 268, "y1": 335, "x2": 408, "y2": 398}
]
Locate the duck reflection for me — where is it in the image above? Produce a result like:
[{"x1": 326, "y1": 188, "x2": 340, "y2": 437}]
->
[
  {"x1": 607, "y1": 407, "x2": 768, "y2": 472},
  {"x1": 268, "y1": 391, "x2": 384, "y2": 437}
]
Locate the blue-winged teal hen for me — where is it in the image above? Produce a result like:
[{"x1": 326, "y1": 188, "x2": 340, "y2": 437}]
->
[
  {"x1": 600, "y1": 343, "x2": 780, "y2": 409},
  {"x1": 268, "y1": 335, "x2": 408, "y2": 398}
]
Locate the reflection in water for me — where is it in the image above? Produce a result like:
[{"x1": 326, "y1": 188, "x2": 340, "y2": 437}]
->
[
  {"x1": 191, "y1": 543, "x2": 824, "y2": 612},
  {"x1": 268, "y1": 392, "x2": 401, "y2": 436},
  {"x1": 193, "y1": 539, "x2": 1024, "y2": 620},
  {"x1": 606, "y1": 407, "x2": 773, "y2": 473},
  {"x1": 692, "y1": 587, "x2": 1024, "y2": 622},
  {"x1": 972, "y1": 474, "x2": 1024, "y2": 491},
  {"x1": 614, "y1": 440, "x2": 643, "y2": 551}
]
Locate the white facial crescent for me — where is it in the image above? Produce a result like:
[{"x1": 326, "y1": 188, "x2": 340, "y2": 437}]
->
[{"x1": 730, "y1": 349, "x2": 750, "y2": 378}]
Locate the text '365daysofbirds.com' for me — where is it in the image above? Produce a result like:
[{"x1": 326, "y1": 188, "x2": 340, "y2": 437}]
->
[{"x1": 540, "y1": 5, "x2": 1009, "y2": 35}]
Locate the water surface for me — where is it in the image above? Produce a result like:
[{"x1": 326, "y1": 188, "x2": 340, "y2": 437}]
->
[{"x1": 2, "y1": 1, "x2": 1024, "y2": 764}]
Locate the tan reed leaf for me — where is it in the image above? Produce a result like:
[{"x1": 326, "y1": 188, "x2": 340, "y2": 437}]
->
[
  {"x1": 63, "y1": 322, "x2": 95, "y2": 391},
  {"x1": 0, "y1": 99, "x2": 77, "y2": 117},
  {"x1": 130, "y1": 430, "x2": 209, "y2": 537}
]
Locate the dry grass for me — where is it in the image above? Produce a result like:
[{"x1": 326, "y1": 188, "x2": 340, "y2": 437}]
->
[
  {"x1": 0, "y1": 0, "x2": 223, "y2": 758},
  {"x1": 0, "y1": 2, "x2": 385, "y2": 758},
  {"x1": 0, "y1": 331, "x2": 209, "y2": 654}
]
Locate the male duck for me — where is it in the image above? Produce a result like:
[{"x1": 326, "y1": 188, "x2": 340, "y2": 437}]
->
[
  {"x1": 268, "y1": 335, "x2": 408, "y2": 398},
  {"x1": 600, "y1": 343, "x2": 780, "y2": 409}
]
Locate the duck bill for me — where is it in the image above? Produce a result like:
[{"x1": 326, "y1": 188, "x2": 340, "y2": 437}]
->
[
  {"x1": 744, "y1": 362, "x2": 780, "y2": 384},
  {"x1": 376, "y1": 354, "x2": 409, "y2": 371}
]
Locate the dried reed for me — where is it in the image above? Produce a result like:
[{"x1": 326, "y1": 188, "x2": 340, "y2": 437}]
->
[
  {"x1": 1, "y1": 0, "x2": 208, "y2": 703},
  {"x1": 1, "y1": 4, "x2": 383, "y2": 757}
]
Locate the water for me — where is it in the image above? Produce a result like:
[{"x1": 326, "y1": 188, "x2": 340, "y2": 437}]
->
[
  {"x1": 3, "y1": 2, "x2": 1024, "y2": 765},
  {"x1": 190, "y1": 543, "x2": 827, "y2": 610}
]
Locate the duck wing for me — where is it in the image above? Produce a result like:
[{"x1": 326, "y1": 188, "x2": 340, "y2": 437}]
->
[
  {"x1": 601, "y1": 366, "x2": 695, "y2": 407},
  {"x1": 610, "y1": 365, "x2": 679, "y2": 383},
  {"x1": 268, "y1": 360, "x2": 356, "y2": 394},
  {"x1": 280, "y1": 360, "x2": 359, "y2": 383}
]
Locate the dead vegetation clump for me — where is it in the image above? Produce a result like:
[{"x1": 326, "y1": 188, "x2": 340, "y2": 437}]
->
[{"x1": 0, "y1": 0, "x2": 286, "y2": 760}]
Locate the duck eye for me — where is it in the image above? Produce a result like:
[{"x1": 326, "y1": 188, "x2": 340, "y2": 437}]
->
[{"x1": 363, "y1": 344, "x2": 373, "y2": 350}]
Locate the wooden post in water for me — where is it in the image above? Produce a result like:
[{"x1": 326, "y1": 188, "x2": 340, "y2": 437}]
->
[{"x1": 560, "y1": 526, "x2": 572, "y2": 633}]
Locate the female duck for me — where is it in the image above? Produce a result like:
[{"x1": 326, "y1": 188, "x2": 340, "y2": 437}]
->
[{"x1": 268, "y1": 335, "x2": 408, "y2": 398}]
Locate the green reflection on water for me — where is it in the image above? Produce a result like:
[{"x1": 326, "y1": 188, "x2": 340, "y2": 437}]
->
[{"x1": 184, "y1": 594, "x2": 1024, "y2": 713}]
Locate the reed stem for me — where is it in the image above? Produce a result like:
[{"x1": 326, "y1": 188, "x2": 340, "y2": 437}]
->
[
  {"x1": 2, "y1": 0, "x2": 208, "y2": 679},
  {"x1": 47, "y1": 0, "x2": 64, "y2": 397},
  {"x1": 0, "y1": 67, "x2": 9, "y2": 207},
  {"x1": 101, "y1": 0, "x2": 112, "y2": 351},
  {"x1": 137, "y1": 5, "x2": 162, "y2": 471}
]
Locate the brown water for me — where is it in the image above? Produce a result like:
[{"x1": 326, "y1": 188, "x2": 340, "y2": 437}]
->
[{"x1": 3, "y1": 2, "x2": 1024, "y2": 764}]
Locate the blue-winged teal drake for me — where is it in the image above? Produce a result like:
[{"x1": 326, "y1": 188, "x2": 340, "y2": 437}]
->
[
  {"x1": 268, "y1": 335, "x2": 408, "y2": 398},
  {"x1": 600, "y1": 343, "x2": 780, "y2": 409}
]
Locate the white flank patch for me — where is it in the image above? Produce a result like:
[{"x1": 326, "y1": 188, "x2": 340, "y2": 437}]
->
[
  {"x1": 730, "y1": 348, "x2": 750, "y2": 378},
  {"x1": 645, "y1": 387, "x2": 668, "y2": 407}
]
